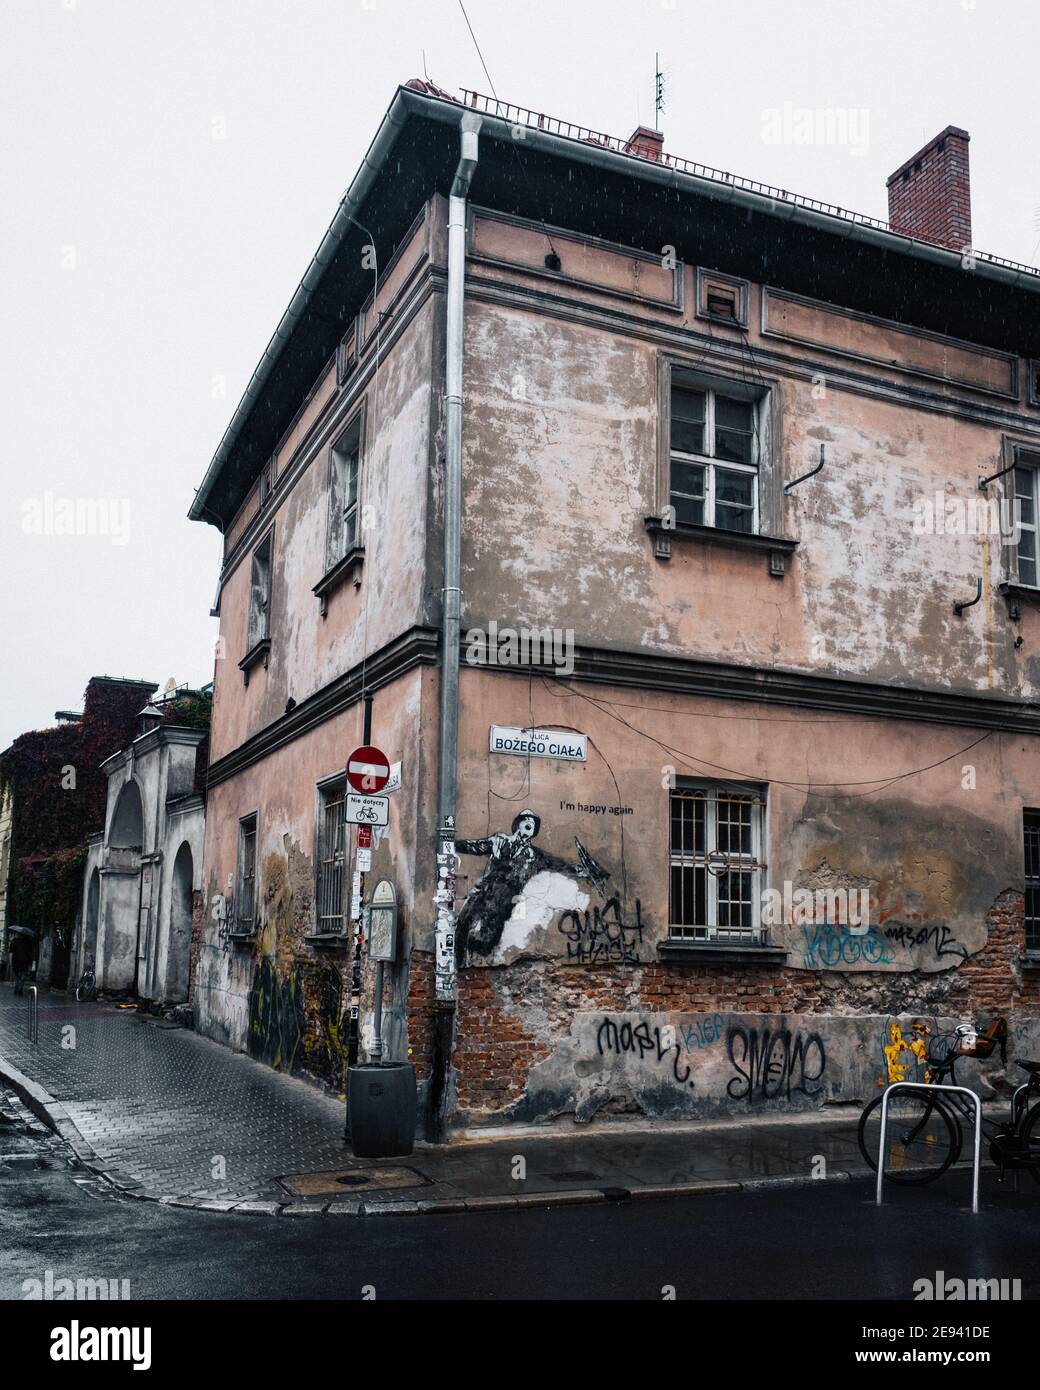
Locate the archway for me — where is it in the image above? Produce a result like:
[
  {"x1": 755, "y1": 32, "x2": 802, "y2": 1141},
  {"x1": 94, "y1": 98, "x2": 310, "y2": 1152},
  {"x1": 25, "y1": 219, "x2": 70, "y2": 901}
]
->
[
  {"x1": 166, "y1": 841, "x2": 194, "y2": 1004},
  {"x1": 109, "y1": 779, "x2": 144, "y2": 849},
  {"x1": 82, "y1": 867, "x2": 100, "y2": 974}
]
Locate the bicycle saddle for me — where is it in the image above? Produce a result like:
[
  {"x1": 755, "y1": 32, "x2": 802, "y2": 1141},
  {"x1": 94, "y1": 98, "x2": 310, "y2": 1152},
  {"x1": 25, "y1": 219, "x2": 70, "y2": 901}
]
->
[{"x1": 1015, "y1": 1059, "x2": 1040, "y2": 1073}]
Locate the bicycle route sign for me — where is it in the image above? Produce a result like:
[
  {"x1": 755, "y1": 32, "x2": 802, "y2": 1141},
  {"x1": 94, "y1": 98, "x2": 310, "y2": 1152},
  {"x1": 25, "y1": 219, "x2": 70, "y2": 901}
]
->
[{"x1": 346, "y1": 793, "x2": 389, "y2": 827}]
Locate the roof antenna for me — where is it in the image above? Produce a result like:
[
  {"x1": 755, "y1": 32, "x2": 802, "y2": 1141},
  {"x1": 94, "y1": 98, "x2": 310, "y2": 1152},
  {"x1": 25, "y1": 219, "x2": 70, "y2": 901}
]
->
[
  {"x1": 422, "y1": 48, "x2": 430, "y2": 82},
  {"x1": 655, "y1": 53, "x2": 665, "y2": 125}
]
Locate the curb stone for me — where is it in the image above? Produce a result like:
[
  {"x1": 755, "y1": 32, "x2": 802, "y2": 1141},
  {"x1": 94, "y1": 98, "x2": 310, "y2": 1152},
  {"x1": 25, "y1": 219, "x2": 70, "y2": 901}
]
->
[{"x1": 2, "y1": 1048, "x2": 957, "y2": 1219}]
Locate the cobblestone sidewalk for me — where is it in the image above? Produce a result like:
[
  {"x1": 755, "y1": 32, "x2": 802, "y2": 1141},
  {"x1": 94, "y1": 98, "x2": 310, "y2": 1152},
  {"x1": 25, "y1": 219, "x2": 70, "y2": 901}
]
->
[{"x1": 0, "y1": 983, "x2": 882, "y2": 1217}]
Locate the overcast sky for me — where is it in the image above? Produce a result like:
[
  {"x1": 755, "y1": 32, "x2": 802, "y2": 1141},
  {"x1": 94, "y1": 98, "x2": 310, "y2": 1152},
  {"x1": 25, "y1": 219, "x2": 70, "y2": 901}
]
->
[{"x1": 2, "y1": 0, "x2": 1037, "y2": 748}]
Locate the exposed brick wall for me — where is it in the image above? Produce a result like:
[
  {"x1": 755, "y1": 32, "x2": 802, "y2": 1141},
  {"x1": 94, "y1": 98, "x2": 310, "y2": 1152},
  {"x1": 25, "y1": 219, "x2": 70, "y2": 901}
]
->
[
  {"x1": 454, "y1": 968, "x2": 551, "y2": 1110},
  {"x1": 444, "y1": 891, "x2": 1039, "y2": 1118},
  {"x1": 406, "y1": 949, "x2": 436, "y2": 1081},
  {"x1": 887, "y1": 126, "x2": 971, "y2": 251}
]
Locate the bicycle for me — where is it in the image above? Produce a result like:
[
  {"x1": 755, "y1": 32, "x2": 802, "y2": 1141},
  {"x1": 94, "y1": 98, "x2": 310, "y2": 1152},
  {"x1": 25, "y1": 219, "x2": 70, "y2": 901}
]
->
[
  {"x1": 74, "y1": 961, "x2": 97, "y2": 1004},
  {"x1": 858, "y1": 1016, "x2": 1040, "y2": 1186}
]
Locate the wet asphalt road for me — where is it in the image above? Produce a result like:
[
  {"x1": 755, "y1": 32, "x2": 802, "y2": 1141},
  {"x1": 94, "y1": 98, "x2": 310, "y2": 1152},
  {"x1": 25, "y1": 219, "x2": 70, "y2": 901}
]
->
[{"x1": 2, "y1": 1141, "x2": 1039, "y2": 1302}]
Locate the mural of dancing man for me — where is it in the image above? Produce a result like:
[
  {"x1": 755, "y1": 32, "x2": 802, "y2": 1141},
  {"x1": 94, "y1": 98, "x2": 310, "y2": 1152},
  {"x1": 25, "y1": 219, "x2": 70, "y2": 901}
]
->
[{"x1": 455, "y1": 808, "x2": 610, "y2": 963}]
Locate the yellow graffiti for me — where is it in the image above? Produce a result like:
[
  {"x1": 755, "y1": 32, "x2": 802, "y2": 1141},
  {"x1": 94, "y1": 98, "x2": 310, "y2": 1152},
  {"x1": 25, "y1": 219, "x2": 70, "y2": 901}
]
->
[{"x1": 880, "y1": 1020, "x2": 933, "y2": 1086}]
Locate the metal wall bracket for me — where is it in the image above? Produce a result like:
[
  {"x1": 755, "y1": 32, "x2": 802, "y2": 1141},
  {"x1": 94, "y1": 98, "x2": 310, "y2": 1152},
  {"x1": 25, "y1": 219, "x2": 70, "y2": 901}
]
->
[
  {"x1": 783, "y1": 443, "x2": 826, "y2": 495},
  {"x1": 953, "y1": 577, "x2": 983, "y2": 615}
]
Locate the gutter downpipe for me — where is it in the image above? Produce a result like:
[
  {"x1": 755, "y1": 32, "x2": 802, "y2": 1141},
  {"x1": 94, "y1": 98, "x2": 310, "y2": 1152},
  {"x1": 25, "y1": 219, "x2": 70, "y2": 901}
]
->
[{"x1": 428, "y1": 111, "x2": 481, "y2": 1144}]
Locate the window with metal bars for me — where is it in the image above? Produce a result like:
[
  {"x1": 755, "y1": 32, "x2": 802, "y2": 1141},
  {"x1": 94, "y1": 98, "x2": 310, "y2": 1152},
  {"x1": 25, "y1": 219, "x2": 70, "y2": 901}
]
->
[
  {"x1": 1025, "y1": 810, "x2": 1040, "y2": 951},
  {"x1": 316, "y1": 779, "x2": 347, "y2": 933},
  {"x1": 669, "y1": 783, "x2": 766, "y2": 942},
  {"x1": 670, "y1": 380, "x2": 760, "y2": 534},
  {"x1": 236, "y1": 814, "x2": 258, "y2": 932}
]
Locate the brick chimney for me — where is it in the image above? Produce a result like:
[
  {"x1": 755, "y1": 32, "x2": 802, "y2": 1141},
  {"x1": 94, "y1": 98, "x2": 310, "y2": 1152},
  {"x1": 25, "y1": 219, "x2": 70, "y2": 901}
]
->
[
  {"x1": 886, "y1": 126, "x2": 971, "y2": 252},
  {"x1": 624, "y1": 125, "x2": 664, "y2": 162}
]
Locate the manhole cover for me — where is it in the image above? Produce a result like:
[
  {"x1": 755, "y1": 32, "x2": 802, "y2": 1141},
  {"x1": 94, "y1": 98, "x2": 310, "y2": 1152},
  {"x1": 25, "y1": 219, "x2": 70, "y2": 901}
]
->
[
  {"x1": 279, "y1": 1166, "x2": 430, "y2": 1198},
  {"x1": 547, "y1": 1170, "x2": 601, "y2": 1182}
]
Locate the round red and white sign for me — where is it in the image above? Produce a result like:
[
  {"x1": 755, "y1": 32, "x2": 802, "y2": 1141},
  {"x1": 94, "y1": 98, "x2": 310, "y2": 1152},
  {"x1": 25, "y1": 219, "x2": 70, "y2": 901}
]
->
[{"x1": 346, "y1": 745, "x2": 390, "y2": 793}]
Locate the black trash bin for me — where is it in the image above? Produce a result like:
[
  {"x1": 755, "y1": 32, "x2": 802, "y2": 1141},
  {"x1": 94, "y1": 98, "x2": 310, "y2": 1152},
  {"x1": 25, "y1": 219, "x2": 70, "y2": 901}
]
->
[{"x1": 347, "y1": 1062, "x2": 417, "y2": 1158}]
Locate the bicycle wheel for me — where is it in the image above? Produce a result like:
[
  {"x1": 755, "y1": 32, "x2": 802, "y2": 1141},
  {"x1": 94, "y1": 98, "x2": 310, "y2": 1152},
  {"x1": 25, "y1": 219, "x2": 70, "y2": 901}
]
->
[
  {"x1": 858, "y1": 1090, "x2": 962, "y2": 1185},
  {"x1": 1015, "y1": 1099, "x2": 1040, "y2": 1169}
]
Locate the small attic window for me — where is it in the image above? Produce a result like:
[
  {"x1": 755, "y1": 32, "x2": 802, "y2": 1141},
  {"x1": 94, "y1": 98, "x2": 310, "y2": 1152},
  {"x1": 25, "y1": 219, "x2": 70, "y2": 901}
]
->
[
  {"x1": 259, "y1": 457, "x2": 275, "y2": 509},
  {"x1": 707, "y1": 289, "x2": 737, "y2": 320}
]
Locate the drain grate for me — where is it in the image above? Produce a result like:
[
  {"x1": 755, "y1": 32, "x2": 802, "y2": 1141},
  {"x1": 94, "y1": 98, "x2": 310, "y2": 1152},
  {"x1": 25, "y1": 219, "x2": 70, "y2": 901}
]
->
[{"x1": 279, "y1": 1166, "x2": 430, "y2": 1198}]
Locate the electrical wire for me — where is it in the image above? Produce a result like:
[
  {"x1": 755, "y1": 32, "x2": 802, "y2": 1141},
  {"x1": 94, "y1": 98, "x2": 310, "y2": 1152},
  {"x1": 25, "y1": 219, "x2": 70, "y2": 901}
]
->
[
  {"x1": 457, "y1": 0, "x2": 559, "y2": 259},
  {"x1": 543, "y1": 674, "x2": 995, "y2": 798}
]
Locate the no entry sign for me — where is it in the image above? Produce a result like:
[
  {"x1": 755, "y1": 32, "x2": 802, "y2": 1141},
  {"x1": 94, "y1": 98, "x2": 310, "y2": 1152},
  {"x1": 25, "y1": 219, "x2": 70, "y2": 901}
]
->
[{"x1": 346, "y1": 745, "x2": 390, "y2": 793}]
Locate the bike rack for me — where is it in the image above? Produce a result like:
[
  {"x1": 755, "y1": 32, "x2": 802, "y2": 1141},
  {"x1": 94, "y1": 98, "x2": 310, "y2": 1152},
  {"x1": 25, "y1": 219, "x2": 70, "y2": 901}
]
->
[
  {"x1": 26, "y1": 985, "x2": 38, "y2": 1045},
  {"x1": 1011, "y1": 1082, "x2": 1031, "y2": 1126},
  {"x1": 875, "y1": 1082, "x2": 982, "y2": 1215}
]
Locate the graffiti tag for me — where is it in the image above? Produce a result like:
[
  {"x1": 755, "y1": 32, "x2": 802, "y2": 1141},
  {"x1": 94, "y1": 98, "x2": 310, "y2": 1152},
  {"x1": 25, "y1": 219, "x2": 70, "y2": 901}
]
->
[
  {"x1": 726, "y1": 1025, "x2": 827, "y2": 1104},
  {"x1": 558, "y1": 896, "x2": 644, "y2": 965},
  {"x1": 596, "y1": 1018, "x2": 694, "y2": 1088}
]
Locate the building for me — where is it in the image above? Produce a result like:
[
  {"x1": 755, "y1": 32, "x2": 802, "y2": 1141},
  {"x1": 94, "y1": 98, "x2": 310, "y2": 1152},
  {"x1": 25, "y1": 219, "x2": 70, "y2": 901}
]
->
[
  {"x1": 188, "y1": 82, "x2": 1040, "y2": 1137},
  {"x1": 0, "y1": 677, "x2": 157, "y2": 988},
  {"x1": 74, "y1": 688, "x2": 209, "y2": 1005}
]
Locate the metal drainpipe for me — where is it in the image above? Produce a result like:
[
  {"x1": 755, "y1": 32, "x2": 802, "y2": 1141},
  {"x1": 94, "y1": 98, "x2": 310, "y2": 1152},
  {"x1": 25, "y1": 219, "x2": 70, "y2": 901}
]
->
[{"x1": 429, "y1": 112, "x2": 481, "y2": 1143}]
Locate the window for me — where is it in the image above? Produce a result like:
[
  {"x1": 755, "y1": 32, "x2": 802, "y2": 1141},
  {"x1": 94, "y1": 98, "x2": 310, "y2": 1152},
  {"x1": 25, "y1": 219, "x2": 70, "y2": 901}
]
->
[
  {"x1": 669, "y1": 783, "x2": 766, "y2": 942},
  {"x1": 327, "y1": 419, "x2": 361, "y2": 571},
  {"x1": 259, "y1": 456, "x2": 275, "y2": 509},
  {"x1": 316, "y1": 779, "x2": 347, "y2": 933},
  {"x1": 670, "y1": 381, "x2": 759, "y2": 534},
  {"x1": 236, "y1": 814, "x2": 258, "y2": 933},
  {"x1": 247, "y1": 533, "x2": 272, "y2": 651},
  {"x1": 1013, "y1": 453, "x2": 1040, "y2": 587},
  {"x1": 1025, "y1": 811, "x2": 1040, "y2": 952}
]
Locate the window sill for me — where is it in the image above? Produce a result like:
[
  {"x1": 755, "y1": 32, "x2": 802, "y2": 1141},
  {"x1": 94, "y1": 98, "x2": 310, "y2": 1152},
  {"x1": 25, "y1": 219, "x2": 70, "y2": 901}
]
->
[
  {"x1": 238, "y1": 638, "x2": 271, "y2": 686},
  {"x1": 305, "y1": 931, "x2": 351, "y2": 947},
  {"x1": 1021, "y1": 951, "x2": 1040, "y2": 971},
  {"x1": 225, "y1": 928, "x2": 257, "y2": 944},
  {"x1": 644, "y1": 516, "x2": 797, "y2": 575},
  {"x1": 657, "y1": 938, "x2": 787, "y2": 965},
  {"x1": 313, "y1": 546, "x2": 365, "y2": 617},
  {"x1": 999, "y1": 581, "x2": 1040, "y2": 605}
]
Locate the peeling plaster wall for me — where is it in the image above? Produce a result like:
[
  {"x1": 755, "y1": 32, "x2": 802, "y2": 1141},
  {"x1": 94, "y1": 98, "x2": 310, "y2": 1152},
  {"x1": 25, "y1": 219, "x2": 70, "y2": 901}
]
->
[
  {"x1": 461, "y1": 250, "x2": 1039, "y2": 698},
  {"x1": 447, "y1": 666, "x2": 1040, "y2": 1124},
  {"x1": 194, "y1": 667, "x2": 437, "y2": 1093},
  {"x1": 209, "y1": 290, "x2": 438, "y2": 764}
]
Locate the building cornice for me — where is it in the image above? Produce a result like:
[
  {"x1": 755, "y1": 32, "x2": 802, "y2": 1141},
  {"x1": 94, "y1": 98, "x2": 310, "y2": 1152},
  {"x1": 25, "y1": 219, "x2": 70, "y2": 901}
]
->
[{"x1": 204, "y1": 629, "x2": 1040, "y2": 787}]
